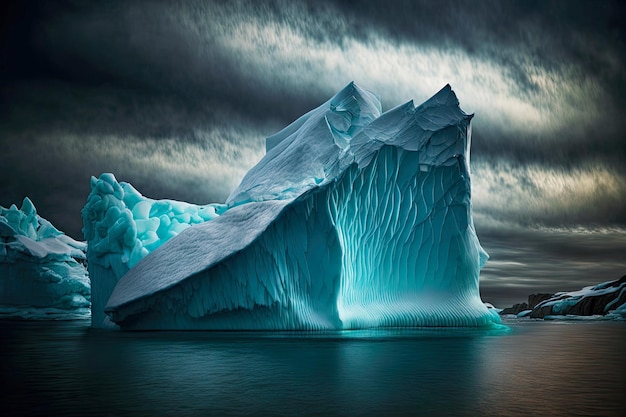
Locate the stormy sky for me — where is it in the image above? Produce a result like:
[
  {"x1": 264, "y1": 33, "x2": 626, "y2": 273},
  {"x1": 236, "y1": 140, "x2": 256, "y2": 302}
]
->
[{"x1": 1, "y1": 0, "x2": 625, "y2": 306}]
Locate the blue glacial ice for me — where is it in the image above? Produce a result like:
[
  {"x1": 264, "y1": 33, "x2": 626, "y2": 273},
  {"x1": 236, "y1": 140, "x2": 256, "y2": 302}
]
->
[
  {"x1": 1, "y1": 198, "x2": 90, "y2": 319},
  {"x1": 82, "y1": 174, "x2": 226, "y2": 327},
  {"x1": 84, "y1": 82, "x2": 502, "y2": 330}
]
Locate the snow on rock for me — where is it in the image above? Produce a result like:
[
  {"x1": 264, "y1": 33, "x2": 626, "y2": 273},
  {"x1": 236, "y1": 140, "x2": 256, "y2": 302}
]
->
[
  {"x1": 0, "y1": 198, "x2": 90, "y2": 319},
  {"x1": 86, "y1": 82, "x2": 502, "y2": 330},
  {"x1": 499, "y1": 276, "x2": 626, "y2": 320},
  {"x1": 529, "y1": 275, "x2": 626, "y2": 318},
  {"x1": 82, "y1": 173, "x2": 226, "y2": 327},
  {"x1": 610, "y1": 302, "x2": 626, "y2": 319}
]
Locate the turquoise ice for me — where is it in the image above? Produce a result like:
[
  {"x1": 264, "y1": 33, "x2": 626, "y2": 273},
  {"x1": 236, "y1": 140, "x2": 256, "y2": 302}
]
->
[
  {"x1": 82, "y1": 174, "x2": 226, "y2": 327},
  {"x1": 84, "y1": 83, "x2": 501, "y2": 329},
  {"x1": 1, "y1": 198, "x2": 90, "y2": 318}
]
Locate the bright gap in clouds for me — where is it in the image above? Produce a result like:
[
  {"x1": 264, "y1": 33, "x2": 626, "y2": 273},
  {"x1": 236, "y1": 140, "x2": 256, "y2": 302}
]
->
[
  {"x1": 178, "y1": 1, "x2": 608, "y2": 141},
  {"x1": 10, "y1": 122, "x2": 266, "y2": 206},
  {"x1": 472, "y1": 160, "x2": 626, "y2": 228}
]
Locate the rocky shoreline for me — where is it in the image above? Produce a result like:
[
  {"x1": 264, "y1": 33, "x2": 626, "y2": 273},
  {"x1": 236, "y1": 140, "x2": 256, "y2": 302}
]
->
[{"x1": 499, "y1": 275, "x2": 626, "y2": 319}]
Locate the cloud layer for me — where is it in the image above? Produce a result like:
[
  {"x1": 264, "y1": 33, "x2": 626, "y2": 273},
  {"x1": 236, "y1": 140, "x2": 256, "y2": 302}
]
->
[{"x1": 1, "y1": 0, "x2": 625, "y2": 304}]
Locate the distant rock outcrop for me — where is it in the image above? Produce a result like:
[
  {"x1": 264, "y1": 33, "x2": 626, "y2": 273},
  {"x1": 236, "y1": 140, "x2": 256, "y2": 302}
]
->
[
  {"x1": 500, "y1": 276, "x2": 626, "y2": 319},
  {"x1": 528, "y1": 293, "x2": 552, "y2": 309},
  {"x1": 499, "y1": 302, "x2": 528, "y2": 316},
  {"x1": 500, "y1": 293, "x2": 552, "y2": 315}
]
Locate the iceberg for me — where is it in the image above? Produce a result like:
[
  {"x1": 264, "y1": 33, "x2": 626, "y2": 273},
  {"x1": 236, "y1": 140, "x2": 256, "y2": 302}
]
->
[
  {"x1": 0, "y1": 198, "x2": 90, "y2": 319},
  {"x1": 84, "y1": 82, "x2": 501, "y2": 330},
  {"x1": 82, "y1": 173, "x2": 225, "y2": 327}
]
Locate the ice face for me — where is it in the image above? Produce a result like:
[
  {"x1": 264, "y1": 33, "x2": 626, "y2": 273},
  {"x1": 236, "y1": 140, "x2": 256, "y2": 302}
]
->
[
  {"x1": 0, "y1": 198, "x2": 90, "y2": 319},
  {"x1": 87, "y1": 82, "x2": 501, "y2": 330}
]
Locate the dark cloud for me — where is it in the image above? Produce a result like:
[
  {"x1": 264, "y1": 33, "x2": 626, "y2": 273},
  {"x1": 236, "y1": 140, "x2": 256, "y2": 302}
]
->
[
  {"x1": 323, "y1": 0, "x2": 626, "y2": 164},
  {"x1": 0, "y1": 78, "x2": 270, "y2": 238},
  {"x1": 471, "y1": 160, "x2": 626, "y2": 227},
  {"x1": 333, "y1": 0, "x2": 626, "y2": 73},
  {"x1": 0, "y1": 0, "x2": 624, "y2": 299},
  {"x1": 478, "y1": 226, "x2": 626, "y2": 305},
  {"x1": 1, "y1": 1, "x2": 331, "y2": 125}
]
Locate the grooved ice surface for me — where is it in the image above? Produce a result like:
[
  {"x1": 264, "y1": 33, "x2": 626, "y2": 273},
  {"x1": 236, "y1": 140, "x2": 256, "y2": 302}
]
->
[
  {"x1": 1, "y1": 198, "x2": 90, "y2": 319},
  {"x1": 89, "y1": 82, "x2": 501, "y2": 329}
]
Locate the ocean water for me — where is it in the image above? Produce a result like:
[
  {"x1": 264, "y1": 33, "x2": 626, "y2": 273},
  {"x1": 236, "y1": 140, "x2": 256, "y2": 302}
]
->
[{"x1": 1, "y1": 319, "x2": 624, "y2": 416}]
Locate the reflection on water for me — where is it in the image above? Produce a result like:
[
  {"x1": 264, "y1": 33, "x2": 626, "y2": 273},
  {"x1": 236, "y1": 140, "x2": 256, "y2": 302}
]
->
[{"x1": 1, "y1": 319, "x2": 624, "y2": 416}]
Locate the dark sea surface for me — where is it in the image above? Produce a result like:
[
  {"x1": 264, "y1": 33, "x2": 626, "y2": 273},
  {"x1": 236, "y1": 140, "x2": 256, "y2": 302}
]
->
[{"x1": 1, "y1": 319, "x2": 625, "y2": 416}]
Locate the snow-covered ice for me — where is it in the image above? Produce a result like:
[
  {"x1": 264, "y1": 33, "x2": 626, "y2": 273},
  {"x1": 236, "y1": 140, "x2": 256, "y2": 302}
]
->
[
  {"x1": 84, "y1": 82, "x2": 502, "y2": 330},
  {"x1": 1, "y1": 197, "x2": 90, "y2": 319}
]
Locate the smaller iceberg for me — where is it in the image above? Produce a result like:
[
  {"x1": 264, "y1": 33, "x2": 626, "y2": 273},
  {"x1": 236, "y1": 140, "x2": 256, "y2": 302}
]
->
[{"x1": 0, "y1": 198, "x2": 90, "y2": 319}]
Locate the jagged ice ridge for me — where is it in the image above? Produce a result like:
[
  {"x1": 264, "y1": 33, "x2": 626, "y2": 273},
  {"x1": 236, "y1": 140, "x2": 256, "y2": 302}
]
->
[{"x1": 84, "y1": 82, "x2": 502, "y2": 330}]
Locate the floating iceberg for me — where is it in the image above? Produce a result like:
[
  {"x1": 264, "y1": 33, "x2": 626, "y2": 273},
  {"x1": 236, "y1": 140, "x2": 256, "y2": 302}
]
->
[
  {"x1": 82, "y1": 173, "x2": 225, "y2": 327},
  {"x1": 84, "y1": 82, "x2": 501, "y2": 330},
  {"x1": 0, "y1": 198, "x2": 90, "y2": 319}
]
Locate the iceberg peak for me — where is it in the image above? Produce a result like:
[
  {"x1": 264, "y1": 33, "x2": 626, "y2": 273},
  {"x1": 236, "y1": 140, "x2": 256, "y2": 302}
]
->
[{"x1": 227, "y1": 83, "x2": 383, "y2": 206}]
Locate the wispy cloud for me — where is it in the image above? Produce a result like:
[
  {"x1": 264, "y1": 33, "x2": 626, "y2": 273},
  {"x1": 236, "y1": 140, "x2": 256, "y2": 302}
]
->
[
  {"x1": 30, "y1": 0, "x2": 620, "y2": 142},
  {"x1": 479, "y1": 226, "x2": 626, "y2": 305},
  {"x1": 165, "y1": 0, "x2": 613, "y2": 140},
  {"x1": 472, "y1": 160, "x2": 626, "y2": 227}
]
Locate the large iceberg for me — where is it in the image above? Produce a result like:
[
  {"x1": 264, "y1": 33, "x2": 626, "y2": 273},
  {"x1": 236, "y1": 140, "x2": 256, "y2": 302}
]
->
[
  {"x1": 1, "y1": 198, "x2": 90, "y2": 319},
  {"x1": 84, "y1": 82, "x2": 501, "y2": 330}
]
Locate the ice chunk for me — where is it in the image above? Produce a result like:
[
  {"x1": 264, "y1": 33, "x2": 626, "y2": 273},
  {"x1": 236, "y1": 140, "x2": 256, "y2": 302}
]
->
[
  {"x1": 82, "y1": 173, "x2": 225, "y2": 327},
  {"x1": 90, "y1": 83, "x2": 500, "y2": 330},
  {"x1": 0, "y1": 198, "x2": 90, "y2": 319}
]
